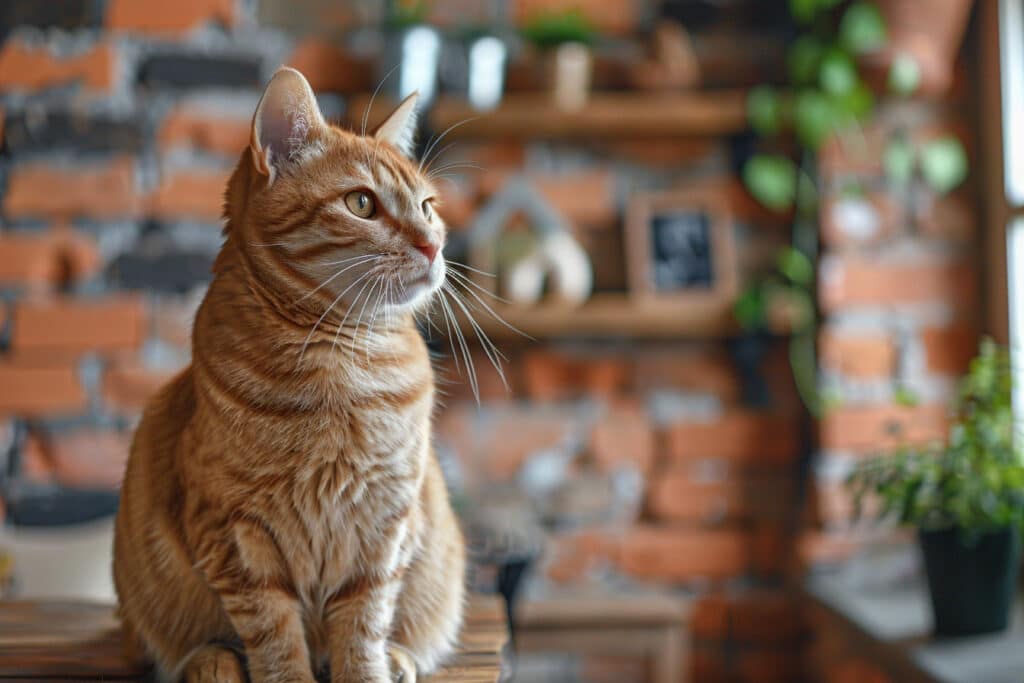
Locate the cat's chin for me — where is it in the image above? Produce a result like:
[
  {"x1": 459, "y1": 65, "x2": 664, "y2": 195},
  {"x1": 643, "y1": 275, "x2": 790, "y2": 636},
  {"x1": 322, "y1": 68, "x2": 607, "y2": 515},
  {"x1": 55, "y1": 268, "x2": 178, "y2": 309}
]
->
[{"x1": 389, "y1": 270, "x2": 442, "y2": 312}]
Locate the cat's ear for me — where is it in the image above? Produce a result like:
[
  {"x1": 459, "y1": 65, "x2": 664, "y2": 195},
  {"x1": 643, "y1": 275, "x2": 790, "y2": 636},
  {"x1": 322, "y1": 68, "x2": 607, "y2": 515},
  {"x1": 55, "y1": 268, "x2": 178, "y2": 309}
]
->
[
  {"x1": 373, "y1": 91, "x2": 419, "y2": 157},
  {"x1": 250, "y1": 67, "x2": 324, "y2": 182}
]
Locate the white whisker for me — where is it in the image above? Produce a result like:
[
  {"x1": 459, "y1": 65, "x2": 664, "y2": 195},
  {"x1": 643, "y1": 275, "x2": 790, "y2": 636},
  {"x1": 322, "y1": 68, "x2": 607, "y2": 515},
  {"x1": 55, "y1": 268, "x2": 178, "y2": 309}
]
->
[
  {"x1": 299, "y1": 268, "x2": 375, "y2": 362},
  {"x1": 443, "y1": 283, "x2": 508, "y2": 391},
  {"x1": 290, "y1": 254, "x2": 380, "y2": 308}
]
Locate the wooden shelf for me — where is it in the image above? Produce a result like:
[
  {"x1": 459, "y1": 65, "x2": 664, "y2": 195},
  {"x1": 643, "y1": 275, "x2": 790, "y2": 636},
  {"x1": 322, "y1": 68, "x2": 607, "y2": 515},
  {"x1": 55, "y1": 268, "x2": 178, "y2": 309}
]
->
[
  {"x1": 351, "y1": 91, "x2": 749, "y2": 140},
  {"x1": 449, "y1": 293, "x2": 738, "y2": 340}
]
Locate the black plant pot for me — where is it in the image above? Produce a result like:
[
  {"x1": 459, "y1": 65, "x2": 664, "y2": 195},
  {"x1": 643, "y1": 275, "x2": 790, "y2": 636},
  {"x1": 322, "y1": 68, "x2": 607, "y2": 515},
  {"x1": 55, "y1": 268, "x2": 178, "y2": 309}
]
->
[{"x1": 919, "y1": 526, "x2": 1021, "y2": 637}]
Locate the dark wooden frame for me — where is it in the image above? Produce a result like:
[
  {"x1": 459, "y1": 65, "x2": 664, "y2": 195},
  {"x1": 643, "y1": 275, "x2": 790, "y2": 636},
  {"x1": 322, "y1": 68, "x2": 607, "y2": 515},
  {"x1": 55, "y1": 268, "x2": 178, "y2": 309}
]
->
[{"x1": 624, "y1": 187, "x2": 738, "y2": 305}]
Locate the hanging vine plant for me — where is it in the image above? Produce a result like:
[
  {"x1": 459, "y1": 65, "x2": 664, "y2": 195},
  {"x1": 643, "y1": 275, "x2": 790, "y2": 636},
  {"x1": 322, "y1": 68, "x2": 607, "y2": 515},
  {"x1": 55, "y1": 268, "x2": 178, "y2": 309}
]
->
[{"x1": 735, "y1": 0, "x2": 968, "y2": 415}]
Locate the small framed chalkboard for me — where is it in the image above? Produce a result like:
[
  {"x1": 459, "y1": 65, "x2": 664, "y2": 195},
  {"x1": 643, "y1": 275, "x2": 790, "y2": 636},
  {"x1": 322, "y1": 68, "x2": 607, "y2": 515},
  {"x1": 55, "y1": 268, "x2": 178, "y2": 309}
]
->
[{"x1": 625, "y1": 189, "x2": 737, "y2": 303}]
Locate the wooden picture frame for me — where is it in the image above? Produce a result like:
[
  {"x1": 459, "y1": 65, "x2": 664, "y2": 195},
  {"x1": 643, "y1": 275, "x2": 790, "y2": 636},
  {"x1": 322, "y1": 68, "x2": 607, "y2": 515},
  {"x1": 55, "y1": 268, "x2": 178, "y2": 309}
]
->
[{"x1": 625, "y1": 188, "x2": 738, "y2": 304}]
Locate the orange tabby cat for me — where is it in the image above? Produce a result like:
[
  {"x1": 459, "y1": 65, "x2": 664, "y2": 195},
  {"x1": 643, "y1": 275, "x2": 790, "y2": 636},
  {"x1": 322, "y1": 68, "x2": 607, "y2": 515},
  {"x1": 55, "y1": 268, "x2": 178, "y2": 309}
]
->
[{"x1": 113, "y1": 67, "x2": 465, "y2": 683}]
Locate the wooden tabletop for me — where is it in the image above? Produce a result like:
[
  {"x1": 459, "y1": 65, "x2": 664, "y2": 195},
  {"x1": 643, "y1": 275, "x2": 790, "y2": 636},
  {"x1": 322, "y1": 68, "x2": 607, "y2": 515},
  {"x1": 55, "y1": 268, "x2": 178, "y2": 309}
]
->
[{"x1": 0, "y1": 595, "x2": 507, "y2": 682}]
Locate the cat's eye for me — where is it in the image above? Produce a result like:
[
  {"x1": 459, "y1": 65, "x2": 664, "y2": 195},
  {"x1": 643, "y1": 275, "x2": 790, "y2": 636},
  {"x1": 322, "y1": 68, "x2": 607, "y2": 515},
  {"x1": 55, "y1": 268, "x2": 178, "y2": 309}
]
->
[
  {"x1": 421, "y1": 198, "x2": 433, "y2": 220},
  {"x1": 345, "y1": 191, "x2": 375, "y2": 218}
]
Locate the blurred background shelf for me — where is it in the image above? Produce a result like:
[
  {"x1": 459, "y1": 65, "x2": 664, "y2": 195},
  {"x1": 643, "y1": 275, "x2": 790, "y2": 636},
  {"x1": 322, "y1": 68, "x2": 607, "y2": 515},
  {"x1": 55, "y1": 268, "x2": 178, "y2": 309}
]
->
[
  {"x1": 449, "y1": 293, "x2": 738, "y2": 340},
  {"x1": 353, "y1": 91, "x2": 749, "y2": 140}
]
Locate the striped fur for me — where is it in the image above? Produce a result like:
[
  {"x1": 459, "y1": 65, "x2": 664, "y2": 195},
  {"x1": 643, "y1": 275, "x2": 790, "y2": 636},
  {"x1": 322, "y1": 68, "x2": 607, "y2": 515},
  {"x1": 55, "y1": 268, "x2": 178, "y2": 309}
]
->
[{"x1": 113, "y1": 69, "x2": 465, "y2": 683}]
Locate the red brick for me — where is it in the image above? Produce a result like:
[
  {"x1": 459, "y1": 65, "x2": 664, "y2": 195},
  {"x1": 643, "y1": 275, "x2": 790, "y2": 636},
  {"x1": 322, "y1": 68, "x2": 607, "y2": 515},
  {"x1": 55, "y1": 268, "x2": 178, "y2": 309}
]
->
[
  {"x1": 819, "y1": 403, "x2": 950, "y2": 453},
  {"x1": 434, "y1": 348, "x2": 514, "y2": 402},
  {"x1": 819, "y1": 330, "x2": 897, "y2": 379},
  {"x1": 147, "y1": 168, "x2": 231, "y2": 221},
  {"x1": 916, "y1": 191, "x2": 975, "y2": 241},
  {"x1": 0, "y1": 233, "x2": 61, "y2": 289},
  {"x1": 543, "y1": 527, "x2": 619, "y2": 583},
  {"x1": 0, "y1": 360, "x2": 87, "y2": 416},
  {"x1": 435, "y1": 404, "x2": 575, "y2": 480},
  {"x1": 44, "y1": 429, "x2": 131, "y2": 488},
  {"x1": 589, "y1": 400, "x2": 654, "y2": 474},
  {"x1": 820, "y1": 254, "x2": 977, "y2": 312},
  {"x1": 12, "y1": 296, "x2": 145, "y2": 354},
  {"x1": 159, "y1": 106, "x2": 249, "y2": 156},
  {"x1": 286, "y1": 39, "x2": 373, "y2": 93},
  {"x1": 616, "y1": 526, "x2": 782, "y2": 582},
  {"x1": 819, "y1": 125, "x2": 887, "y2": 178},
  {"x1": 0, "y1": 39, "x2": 114, "y2": 92},
  {"x1": 521, "y1": 348, "x2": 630, "y2": 401},
  {"x1": 920, "y1": 322, "x2": 977, "y2": 375},
  {"x1": 662, "y1": 410, "x2": 798, "y2": 466},
  {"x1": 108, "y1": 0, "x2": 235, "y2": 34},
  {"x1": 634, "y1": 347, "x2": 740, "y2": 401},
  {"x1": 4, "y1": 158, "x2": 138, "y2": 219},
  {"x1": 59, "y1": 228, "x2": 102, "y2": 283},
  {"x1": 149, "y1": 296, "x2": 200, "y2": 349},
  {"x1": 647, "y1": 473, "x2": 794, "y2": 524},
  {"x1": 821, "y1": 190, "x2": 901, "y2": 248},
  {"x1": 103, "y1": 364, "x2": 176, "y2": 414}
]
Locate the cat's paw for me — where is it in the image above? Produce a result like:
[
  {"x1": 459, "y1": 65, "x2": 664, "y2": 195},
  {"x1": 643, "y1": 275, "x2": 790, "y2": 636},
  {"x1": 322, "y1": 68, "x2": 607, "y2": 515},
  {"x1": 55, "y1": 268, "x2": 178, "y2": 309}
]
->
[
  {"x1": 183, "y1": 645, "x2": 246, "y2": 683},
  {"x1": 388, "y1": 645, "x2": 417, "y2": 683}
]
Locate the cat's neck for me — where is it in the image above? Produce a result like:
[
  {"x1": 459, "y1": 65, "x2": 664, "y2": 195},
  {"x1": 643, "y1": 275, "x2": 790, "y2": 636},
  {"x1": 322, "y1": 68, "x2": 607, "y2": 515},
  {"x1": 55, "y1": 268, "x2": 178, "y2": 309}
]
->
[{"x1": 195, "y1": 242, "x2": 422, "y2": 375}]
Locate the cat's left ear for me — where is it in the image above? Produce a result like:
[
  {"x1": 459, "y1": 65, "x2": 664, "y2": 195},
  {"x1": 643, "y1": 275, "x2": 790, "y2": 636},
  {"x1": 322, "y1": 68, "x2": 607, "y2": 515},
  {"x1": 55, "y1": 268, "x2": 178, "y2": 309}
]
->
[
  {"x1": 373, "y1": 91, "x2": 419, "y2": 157},
  {"x1": 250, "y1": 67, "x2": 325, "y2": 183}
]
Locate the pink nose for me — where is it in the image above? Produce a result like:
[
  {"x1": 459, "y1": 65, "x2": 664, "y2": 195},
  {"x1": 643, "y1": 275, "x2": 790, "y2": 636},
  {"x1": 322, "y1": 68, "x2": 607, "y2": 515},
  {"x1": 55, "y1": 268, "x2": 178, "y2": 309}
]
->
[{"x1": 414, "y1": 240, "x2": 439, "y2": 264}]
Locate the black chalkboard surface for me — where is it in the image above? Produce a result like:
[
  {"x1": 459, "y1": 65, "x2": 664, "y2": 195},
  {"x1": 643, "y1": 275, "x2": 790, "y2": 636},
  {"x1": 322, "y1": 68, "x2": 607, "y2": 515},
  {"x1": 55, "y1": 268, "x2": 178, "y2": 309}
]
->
[
  {"x1": 650, "y1": 210, "x2": 714, "y2": 291},
  {"x1": 626, "y1": 189, "x2": 737, "y2": 303}
]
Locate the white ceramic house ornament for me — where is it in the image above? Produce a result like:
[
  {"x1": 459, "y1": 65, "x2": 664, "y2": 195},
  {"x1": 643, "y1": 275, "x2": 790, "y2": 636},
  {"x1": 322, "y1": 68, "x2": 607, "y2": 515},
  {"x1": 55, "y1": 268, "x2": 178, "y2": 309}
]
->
[{"x1": 468, "y1": 175, "x2": 592, "y2": 306}]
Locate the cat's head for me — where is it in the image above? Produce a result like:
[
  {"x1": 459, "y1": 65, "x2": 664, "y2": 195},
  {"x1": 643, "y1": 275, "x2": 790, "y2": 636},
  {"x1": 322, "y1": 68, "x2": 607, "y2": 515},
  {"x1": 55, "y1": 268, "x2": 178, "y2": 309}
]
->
[{"x1": 226, "y1": 67, "x2": 446, "y2": 322}]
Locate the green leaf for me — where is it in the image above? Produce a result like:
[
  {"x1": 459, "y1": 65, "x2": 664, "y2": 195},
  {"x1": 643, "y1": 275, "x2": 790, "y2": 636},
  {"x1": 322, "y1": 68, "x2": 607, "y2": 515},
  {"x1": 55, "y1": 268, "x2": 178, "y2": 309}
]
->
[
  {"x1": 921, "y1": 137, "x2": 969, "y2": 193},
  {"x1": 840, "y1": 2, "x2": 887, "y2": 54},
  {"x1": 793, "y1": 90, "x2": 835, "y2": 150},
  {"x1": 747, "y1": 86, "x2": 783, "y2": 136},
  {"x1": 834, "y1": 81, "x2": 874, "y2": 121},
  {"x1": 884, "y1": 137, "x2": 916, "y2": 185},
  {"x1": 733, "y1": 286, "x2": 765, "y2": 330},
  {"x1": 789, "y1": 36, "x2": 824, "y2": 85},
  {"x1": 819, "y1": 48, "x2": 858, "y2": 96},
  {"x1": 777, "y1": 247, "x2": 814, "y2": 286},
  {"x1": 790, "y1": 0, "x2": 819, "y2": 23},
  {"x1": 894, "y1": 385, "x2": 920, "y2": 407},
  {"x1": 889, "y1": 53, "x2": 921, "y2": 94},
  {"x1": 743, "y1": 155, "x2": 798, "y2": 211}
]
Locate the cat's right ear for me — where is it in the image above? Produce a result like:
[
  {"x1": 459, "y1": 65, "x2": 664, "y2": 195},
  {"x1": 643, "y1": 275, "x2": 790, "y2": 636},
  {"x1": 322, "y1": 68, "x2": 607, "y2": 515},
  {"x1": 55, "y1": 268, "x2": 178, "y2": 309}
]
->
[{"x1": 250, "y1": 67, "x2": 324, "y2": 184}]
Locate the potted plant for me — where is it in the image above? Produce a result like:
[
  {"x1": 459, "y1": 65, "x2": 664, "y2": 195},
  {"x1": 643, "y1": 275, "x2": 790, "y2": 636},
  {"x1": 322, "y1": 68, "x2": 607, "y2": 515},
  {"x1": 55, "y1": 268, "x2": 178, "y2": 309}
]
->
[
  {"x1": 521, "y1": 7, "x2": 596, "y2": 111},
  {"x1": 849, "y1": 339, "x2": 1024, "y2": 637}
]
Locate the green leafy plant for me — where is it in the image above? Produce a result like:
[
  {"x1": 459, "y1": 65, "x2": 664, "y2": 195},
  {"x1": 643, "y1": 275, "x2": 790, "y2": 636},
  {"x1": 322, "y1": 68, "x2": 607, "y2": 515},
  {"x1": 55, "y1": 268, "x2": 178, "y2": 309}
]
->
[
  {"x1": 848, "y1": 339, "x2": 1024, "y2": 534},
  {"x1": 521, "y1": 8, "x2": 595, "y2": 49},
  {"x1": 737, "y1": 0, "x2": 970, "y2": 415}
]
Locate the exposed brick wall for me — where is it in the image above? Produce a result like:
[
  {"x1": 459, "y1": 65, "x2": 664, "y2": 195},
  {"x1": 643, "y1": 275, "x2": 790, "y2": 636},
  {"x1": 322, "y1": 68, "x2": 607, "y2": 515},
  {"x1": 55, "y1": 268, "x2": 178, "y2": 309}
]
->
[{"x1": 808, "y1": 103, "x2": 979, "y2": 566}]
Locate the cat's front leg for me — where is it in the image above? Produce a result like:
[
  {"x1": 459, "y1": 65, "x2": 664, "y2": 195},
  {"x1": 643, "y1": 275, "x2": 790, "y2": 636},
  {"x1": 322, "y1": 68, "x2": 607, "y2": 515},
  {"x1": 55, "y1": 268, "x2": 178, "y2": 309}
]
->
[
  {"x1": 325, "y1": 570, "x2": 405, "y2": 683},
  {"x1": 198, "y1": 521, "x2": 316, "y2": 683}
]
